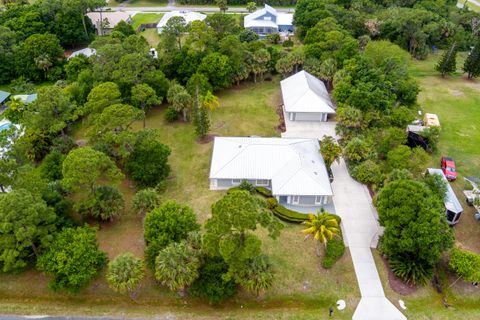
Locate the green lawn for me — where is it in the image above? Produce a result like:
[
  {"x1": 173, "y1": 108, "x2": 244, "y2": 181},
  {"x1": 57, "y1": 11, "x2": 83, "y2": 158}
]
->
[
  {"x1": 116, "y1": 0, "x2": 167, "y2": 7},
  {"x1": 131, "y1": 13, "x2": 164, "y2": 29},
  {"x1": 0, "y1": 79, "x2": 360, "y2": 318}
]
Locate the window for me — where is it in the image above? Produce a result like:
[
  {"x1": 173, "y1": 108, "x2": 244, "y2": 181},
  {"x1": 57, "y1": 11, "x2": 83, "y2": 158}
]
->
[
  {"x1": 232, "y1": 179, "x2": 241, "y2": 185},
  {"x1": 292, "y1": 196, "x2": 300, "y2": 204},
  {"x1": 256, "y1": 179, "x2": 269, "y2": 186}
]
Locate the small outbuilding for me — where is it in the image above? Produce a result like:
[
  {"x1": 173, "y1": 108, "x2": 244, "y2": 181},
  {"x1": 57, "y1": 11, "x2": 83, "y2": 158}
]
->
[
  {"x1": 280, "y1": 70, "x2": 336, "y2": 122},
  {"x1": 426, "y1": 168, "x2": 463, "y2": 225},
  {"x1": 156, "y1": 10, "x2": 206, "y2": 33}
]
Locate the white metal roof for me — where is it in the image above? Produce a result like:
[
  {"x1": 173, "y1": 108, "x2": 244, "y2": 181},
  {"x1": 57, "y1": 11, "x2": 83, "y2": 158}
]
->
[
  {"x1": 210, "y1": 137, "x2": 333, "y2": 196},
  {"x1": 68, "y1": 48, "x2": 96, "y2": 60},
  {"x1": 244, "y1": 4, "x2": 278, "y2": 27},
  {"x1": 427, "y1": 168, "x2": 463, "y2": 214},
  {"x1": 277, "y1": 13, "x2": 293, "y2": 26},
  {"x1": 280, "y1": 70, "x2": 336, "y2": 114},
  {"x1": 157, "y1": 10, "x2": 206, "y2": 29}
]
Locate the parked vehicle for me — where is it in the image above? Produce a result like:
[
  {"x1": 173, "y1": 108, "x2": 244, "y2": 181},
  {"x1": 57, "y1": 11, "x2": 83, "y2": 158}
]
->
[
  {"x1": 462, "y1": 176, "x2": 480, "y2": 221},
  {"x1": 441, "y1": 156, "x2": 457, "y2": 181}
]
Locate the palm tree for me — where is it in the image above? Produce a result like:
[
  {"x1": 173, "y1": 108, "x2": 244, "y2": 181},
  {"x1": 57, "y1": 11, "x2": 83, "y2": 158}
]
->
[
  {"x1": 154, "y1": 240, "x2": 201, "y2": 296},
  {"x1": 302, "y1": 209, "x2": 339, "y2": 257},
  {"x1": 319, "y1": 58, "x2": 337, "y2": 91}
]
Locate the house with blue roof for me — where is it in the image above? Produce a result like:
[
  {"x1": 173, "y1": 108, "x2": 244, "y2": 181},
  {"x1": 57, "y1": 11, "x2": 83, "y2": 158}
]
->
[{"x1": 244, "y1": 4, "x2": 293, "y2": 38}]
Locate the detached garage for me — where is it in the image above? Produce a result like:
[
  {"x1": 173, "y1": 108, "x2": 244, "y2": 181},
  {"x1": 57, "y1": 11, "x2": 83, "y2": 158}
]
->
[{"x1": 280, "y1": 70, "x2": 336, "y2": 121}]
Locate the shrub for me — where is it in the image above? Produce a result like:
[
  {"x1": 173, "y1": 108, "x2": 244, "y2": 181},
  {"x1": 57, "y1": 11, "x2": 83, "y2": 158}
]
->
[
  {"x1": 132, "y1": 188, "x2": 160, "y2": 215},
  {"x1": 144, "y1": 201, "x2": 200, "y2": 269},
  {"x1": 271, "y1": 204, "x2": 308, "y2": 223},
  {"x1": 283, "y1": 39, "x2": 294, "y2": 47},
  {"x1": 255, "y1": 186, "x2": 272, "y2": 197},
  {"x1": 189, "y1": 257, "x2": 238, "y2": 304},
  {"x1": 107, "y1": 253, "x2": 144, "y2": 298},
  {"x1": 239, "y1": 180, "x2": 255, "y2": 193},
  {"x1": 389, "y1": 258, "x2": 433, "y2": 285},
  {"x1": 267, "y1": 33, "x2": 281, "y2": 44},
  {"x1": 266, "y1": 197, "x2": 278, "y2": 209},
  {"x1": 164, "y1": 107, "x2": 180, "y2": 122},
  {"x1": 449, "y1": 247, "x2": 480, "y2": 283},
  {"x1": 125, "y1": 139, "x2": 171, "y2": 188},
  {"x1": 352, "y1": 159, "x2": 384, "y2": 188},
  {"x1": 37, "y1": 226, "x2": 107, "y2": 292},
  {"x1": 322, "y1": 237, "x2": 345, "y2": 269}
]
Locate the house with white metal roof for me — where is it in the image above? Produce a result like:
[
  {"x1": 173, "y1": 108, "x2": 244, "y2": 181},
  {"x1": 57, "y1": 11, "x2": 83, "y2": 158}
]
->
[
  {"x1": 157, "y1": 11, "x2": 207, "y2": 33},
  {"x1": 244, "y1": 4, "x2": 293, "y2": 38},
  {"x1": 209, "y1": 137, "x2": 333, "y2": 209},
  {"x1": 280, "y1": 70, "x2": 336, "y2": 122},
  {"x1": 68, "y1": 48, "x2": 96, "y2": 60},
  {"x1": 426, "y1": 168, "x2": 463, "y2": 225}
]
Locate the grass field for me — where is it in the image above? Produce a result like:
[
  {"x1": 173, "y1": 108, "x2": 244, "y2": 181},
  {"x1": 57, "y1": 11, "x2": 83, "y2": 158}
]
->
[
  {"x1": 0, "y1": 79, "x2": 360, "y2": 318},
  {"x1": 131, "y1": 13, "x2": 164, "y2": 29}
]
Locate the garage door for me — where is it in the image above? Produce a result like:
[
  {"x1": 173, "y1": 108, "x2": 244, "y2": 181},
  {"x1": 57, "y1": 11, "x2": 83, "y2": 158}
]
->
[{"x1": 294, "y1": 112, "x2": 324, "y2": 121}]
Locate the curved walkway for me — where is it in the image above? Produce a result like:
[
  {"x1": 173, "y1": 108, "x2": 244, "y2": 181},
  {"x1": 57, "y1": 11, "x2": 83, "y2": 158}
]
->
[{"x1": 282, "y1": 119, "x2": 406, "y2": 320}]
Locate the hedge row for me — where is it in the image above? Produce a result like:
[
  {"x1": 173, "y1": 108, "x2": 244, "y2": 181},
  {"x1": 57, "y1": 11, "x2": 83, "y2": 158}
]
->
[
  {"x1": 255, "y1": 186, "x2": 272, "y2": 197},
  {"x1": 322, "y1": 214, "x2": 345, "y2": 268},
  {"x1": 271, "y1": 203, "x2": 309, "y2": 222}
]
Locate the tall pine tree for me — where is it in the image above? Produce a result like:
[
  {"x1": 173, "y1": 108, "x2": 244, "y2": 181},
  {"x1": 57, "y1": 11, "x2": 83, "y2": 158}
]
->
[
  {"x1": 464, "y1": 41, "x2": 480, "y2": 79},
  {"x1": 435, "y1": 43, "x2": 457, "y2": 77}
]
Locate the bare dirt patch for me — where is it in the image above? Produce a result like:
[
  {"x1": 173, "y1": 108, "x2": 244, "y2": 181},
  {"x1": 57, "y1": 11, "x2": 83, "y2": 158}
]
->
[
  {"x1": 275, "y1": 104, "x2": 286, "y2": 133},
  {"x1": 197, "y1": 134, "x2": 217, "y2": 144},
  {"x1": 380, "y1": 255, "x2": 419, "y2": 295},
  {"x1": 448, "y1": 89, "x2": 465, "y2": 97}
]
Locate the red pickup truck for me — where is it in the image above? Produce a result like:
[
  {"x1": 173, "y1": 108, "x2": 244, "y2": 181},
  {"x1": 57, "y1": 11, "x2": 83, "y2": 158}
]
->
[{"x1": 441, "y1": 156, "x2": 457, "y2": 181}]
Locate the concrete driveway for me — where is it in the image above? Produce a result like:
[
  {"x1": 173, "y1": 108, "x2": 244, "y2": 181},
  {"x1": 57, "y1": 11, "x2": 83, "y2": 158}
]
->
[
  {"x1": 282, "y1": 114, "x2": 406, "y2": 320},
  {"x1": 280, "y1": 110, "x2": 338, "y2": 139}
]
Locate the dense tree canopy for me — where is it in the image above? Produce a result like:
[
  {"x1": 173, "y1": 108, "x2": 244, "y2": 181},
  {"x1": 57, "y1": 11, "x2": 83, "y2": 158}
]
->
[
  {"x1": 0, "y1": 189, "x2": 57, "y2": 272},
  {"x1": 37, "y1": 226, "x2": 107, "y2": 292},
  {"x1": 376, "y1": 179, "x2": 454, "y2": 284},
  {"x1": 203, "y1": 191, "x2": 283, "y2": 282}
]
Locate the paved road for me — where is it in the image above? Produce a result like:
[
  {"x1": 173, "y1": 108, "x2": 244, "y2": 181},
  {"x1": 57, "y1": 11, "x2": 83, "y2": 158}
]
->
[{"x1": 105, "y1": 4, "x2": 294, "y2": 13}]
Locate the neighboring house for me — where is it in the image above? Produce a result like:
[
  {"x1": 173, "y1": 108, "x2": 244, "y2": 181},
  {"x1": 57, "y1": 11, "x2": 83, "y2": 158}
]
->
[
  {"x1": 244, "y1": 4, "x2": 293, "y2": 38},
  {"x1": 209, "y1": 137, "x2": 333, "y2": 209},
  {"x1": 426, "y1": 168, "x2": 463, "y2": 225},
  {"x1": 156, "y1": 10, "x2": 207, "y2": 33},
  {"x1": 86, "y1": 11, "x2": 134, "y2": 35},
  {"x1": 12, "y1": 94, "x2": 37, "y2": 104},
  {"x1": 281, "y1": 70, "x2": 336, "y2": 122},
  {"x1": 0, "y1": 90, "x2": 11, "y2": 107},
  {"x1": 68, "y1": 48, "x2": 96, "y2": 60}
]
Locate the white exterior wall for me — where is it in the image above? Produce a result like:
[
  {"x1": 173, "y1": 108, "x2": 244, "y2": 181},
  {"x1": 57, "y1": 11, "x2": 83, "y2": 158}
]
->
[{"x1": 288, "y1": 112, "x2": 328, "y2": 122}]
